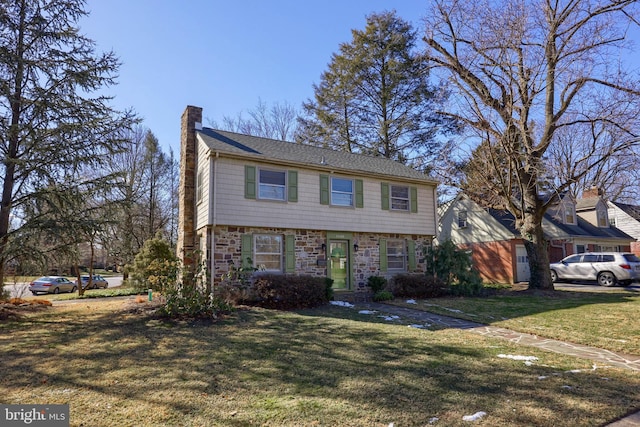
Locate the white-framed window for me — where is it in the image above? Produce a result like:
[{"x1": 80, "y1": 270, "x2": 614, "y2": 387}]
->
[
  {"x1": 564, "y1": 207, "x2": 575, "y2": 224},
  {"x1": 254, "y1": 235, "x2": 282, "y2": 271},
  {"x1": 458, "y1": 211, "x2": 468, "y2": 228},
  {"x1": 387, "y1": 239, "x2": 406, "y2": 270},
  {"x1": 597, "y1": 208, "x2": 608, "y2": 227},
  {"x1": 258, "y1": 169, "x2": 286, "y2": 201},
  {"x1": 196, "y1": 170, "x2": 204, "y2": 203},
  {"x1": 390, "y1": 185, "x2": 410, "y2": 211},
  {"x1": 331, "y1": 177, "x2": 353, "y2": 206}
]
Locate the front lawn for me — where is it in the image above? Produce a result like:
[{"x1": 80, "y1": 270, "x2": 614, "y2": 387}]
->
[
  {"x1": 389, "y1": 288, "x2": 640, "y2": 355},
  {"x1": 0, "y1": 298, "x2": 638, "y2": 426}
]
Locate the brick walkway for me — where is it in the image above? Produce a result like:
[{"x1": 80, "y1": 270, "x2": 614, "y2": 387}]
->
[{"x1": 358, "y1": 302, "x2": 640, "y2": 426}]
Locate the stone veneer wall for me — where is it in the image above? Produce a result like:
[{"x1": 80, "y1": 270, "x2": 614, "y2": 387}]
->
[{"x1": 212, "y1": 225, "x2": 430, "y2": 286}]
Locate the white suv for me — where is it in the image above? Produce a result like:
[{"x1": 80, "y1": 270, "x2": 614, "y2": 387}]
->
[{"x1": 550, "y1": 252, "x2": 640, "y2": 287}]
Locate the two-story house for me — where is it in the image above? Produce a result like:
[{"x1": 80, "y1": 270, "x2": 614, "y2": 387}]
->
[
  {"x1": 177, "y1": 106, "x2": 439, "y2": 291},
  {"x1": 438, "y1": 189, "x2": 633, "y2": 284}
]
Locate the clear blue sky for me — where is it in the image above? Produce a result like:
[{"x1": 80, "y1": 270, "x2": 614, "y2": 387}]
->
[{"x1": 80, "y1": 1, "x2": 428, "y2": 154}]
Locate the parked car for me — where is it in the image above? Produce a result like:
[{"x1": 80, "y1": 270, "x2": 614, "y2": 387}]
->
[
  {"x1": 550, "y1": 252, "x2": 640, "y2": 286},
  {"x1": 77, "y1": 275, "x2": 109, "y2": 290},
  {"x1": 29, "y1": 276, "x2": 77, "y2": 295}
]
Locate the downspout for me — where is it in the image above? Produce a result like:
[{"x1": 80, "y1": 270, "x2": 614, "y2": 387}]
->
[{"x1": 210, "y1": 152, "x2": 219, "y2": 290}]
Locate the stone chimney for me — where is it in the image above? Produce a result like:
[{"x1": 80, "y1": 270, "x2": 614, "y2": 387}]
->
[
  {"x1": 177, "y1": 106, "x2": 202, "y2": 271},
  {"x1": 582, "y1": 186, "x2": 603, "y2": 199}
]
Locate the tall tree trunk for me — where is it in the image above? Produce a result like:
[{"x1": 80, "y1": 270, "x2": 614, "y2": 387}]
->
[{"x1": 522, "y1": 214, "x2": 554, "y2": 290}]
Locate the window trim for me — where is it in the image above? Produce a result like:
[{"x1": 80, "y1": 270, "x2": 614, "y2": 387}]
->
[
  {"x1": 257, "y1": 168, "x2": 287, "y2": 201},
  {"x1": 253, "y1": 234, "x2": 283, "y2": 272},
  {"x1": 330, "y1": 177, "x2": 354, "y2": 207},
  {"x1": 458, "y1": 210, "x2": 468, "y2": 229},
  {"x1": 386, "y1": 239, "x2": 407, "y2": 271},
  {"x1": 390, "y1": 185, "x2": 410, "y2": 212},
  {"x1": 196, "y1": 170, "x2": 204, "y2": 203}
]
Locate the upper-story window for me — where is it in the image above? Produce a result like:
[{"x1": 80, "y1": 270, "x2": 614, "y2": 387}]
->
[
  {"x1": 597, "y1": 207, "x2": 608, "y2": 227},
  {"x1": 259, "y1": 169, "x2": 286, "y2": 201},
  {"x1": 564, "y1": 206, "x2": 575, "y2": 224},
  {"x1": 391, "y1": 185, "x2": 410, "y2": 211},
  {"x1": 331, "y1": 177, "x2": 354, "y2": 206},
  {"x1": 458, "y1": 210, "x2": 468, "y2": 228},
  {"x1": 196, "y1": 170, "x2": 204, "y2": 203}
]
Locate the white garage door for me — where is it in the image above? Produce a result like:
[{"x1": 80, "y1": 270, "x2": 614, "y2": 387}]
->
[{"x1": 516, "y1": 245, "x2": 530, "y2": 282}]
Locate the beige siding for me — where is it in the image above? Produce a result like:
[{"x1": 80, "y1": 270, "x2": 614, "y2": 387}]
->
[
  {"x1": 609, "y1": 204, "x2": 640, "y2": 240},
  {"x1": 195, "y1": 139, "x2": 211, "y2": 230},
  {"x1": 209, "y1": 158, "x2": 436, "y2": 235},
  {"x1": 439, "y1": 196, "x2": 513, "y2": 244}
]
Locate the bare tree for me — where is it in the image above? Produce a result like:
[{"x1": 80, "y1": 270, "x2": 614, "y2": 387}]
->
[
  {"x1": 210, "y1": 98, "x2": 299, "y2": 141},
  {"x1": 425, "y1": 0, "x2": 640, "y2": 290}
]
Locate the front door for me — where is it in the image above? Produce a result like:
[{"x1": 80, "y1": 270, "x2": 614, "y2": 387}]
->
[{"x1": 329, "y1": 240, "x2": 349, "y2": 289}]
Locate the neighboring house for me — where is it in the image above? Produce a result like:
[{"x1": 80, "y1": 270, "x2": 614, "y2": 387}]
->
[
  {"x1": 438, "y1": 190, "x2": 634, "y2": 284},
  {"x1": 176, "y1": 106, "x2": 439, "y2": 291},
  {"x1": 608, "y1": 200, "x2": 640, "y2": 256}
]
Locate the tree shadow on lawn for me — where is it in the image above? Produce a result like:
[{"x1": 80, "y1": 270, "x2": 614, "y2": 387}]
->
[{"x1": 1, "y1": 303, "x2": 639, "y2": 426}]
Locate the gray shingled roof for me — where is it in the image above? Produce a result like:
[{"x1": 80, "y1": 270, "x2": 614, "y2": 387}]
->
[
  {"x1": 487, "y1": 208, "x2": 633, "y2": 241},
  {"x1": 575, "y1": 197, "x2": 600, "y2": 211},
  {"x1": 197, "y1": 128, "x2": 436, "y2": 183}
]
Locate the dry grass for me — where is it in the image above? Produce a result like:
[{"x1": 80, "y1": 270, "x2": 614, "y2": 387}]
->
[
  {"x1": 389, "y1": 287, "x2": 640, "y2": 355},
  {"x1": 0, "y1": 298, "x2": 639, "y2": 426}
]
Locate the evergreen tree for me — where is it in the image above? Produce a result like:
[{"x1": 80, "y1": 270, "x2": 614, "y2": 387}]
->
[
  {"x1": 0, "y1": 0, "x2": 136, "y2": 288},
  {"x1": 296, "y1": 11, "x2": 457, "y2": 169}
]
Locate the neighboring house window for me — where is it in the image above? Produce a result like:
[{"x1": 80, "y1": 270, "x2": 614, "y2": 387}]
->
[
  {"x1": 386, "y1": 239, "x2": 406, "y2": 270},
  {"x1": 597, "y1": 208, "x2": 608, "y2": 227},
  {"x1": 259, "y1": 169, "x2": 286, "y2": 201},
  {"x1": 458, "y1": 211, "x2": 468, "y2": 228},
  {"x1": 331, "y1": 177, "x2": 354, "y2": 206},
  {"x1": 576, "y1": 245, "x2": 585, "y2": 253},
  {"x1": 254, "y1": 235, "x2": 282, "y2": 271},
  {"x1": 196, "y1": 170, "x2": 204, "y2": 203},
  {"x1": 564, "y1": 207, "x2": 575, "y2": 224},
  {"x1": 391, "y1": 185, "x2": 409, "y2": 211}
]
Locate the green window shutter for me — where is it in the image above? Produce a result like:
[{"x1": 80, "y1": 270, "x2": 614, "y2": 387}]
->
[
  {"x1": 410, "y1": 187, "x2": 418, "y2": 213},
  {"x1": 285, "y1": 235, "x2": 296, "y2": 273},
  {"x1": 241, "y1": 234, "x2": 253, "y2": 268},
  {"x1": 379, "y1": 238, "x2": 387, "y2": 272},
  {"x1": 355, "y1": 179, "x2": 364, "y2": 208},
  {"x1": 288, "y1": 170, "x2": 298, "y2": 202},
  {"x1": 407, "y1": 240, "x2": 416, "y2": 271},
  {"x1": 244, "y1": 166, "x2": 256, "y2": 199},
  {"x1": 320, "y1": 175, "x2": 330, "y2": 205},
  {"x1": 381, "y1": 183, "x2": 390, "y2": 210}
]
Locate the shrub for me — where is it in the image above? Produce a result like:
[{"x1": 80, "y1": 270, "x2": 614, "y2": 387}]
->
[
  {"x1": 424, "y1": 240, "x2": 484, "y2": 296},
  {"x1": 367, "y1": 275, "x2": 387, "y2": 293},
  {"x1": 373, "y1": 290, "x2": 394, "y2": 301},
  {"x1": 389, "y1": 274, "x2": 448, "y2": 298},
  {"x1": 127, "y1": 233, "x2": 179, "y2": 293},
  {"x1": 251, "y1": 274, "x2": 329, "y2": 310},
  {"x1": 158, "y1": 284, "x2": 232, "y2": 319}
]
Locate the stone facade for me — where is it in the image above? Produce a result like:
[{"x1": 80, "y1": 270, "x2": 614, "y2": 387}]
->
[{"x1": 210, "y1": 225, "x2": 429, "y2": 288}]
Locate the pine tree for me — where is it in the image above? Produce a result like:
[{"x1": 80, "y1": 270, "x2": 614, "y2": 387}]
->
[{"x1": 0, "y1": 0, "x2": 135, "y2": 288}]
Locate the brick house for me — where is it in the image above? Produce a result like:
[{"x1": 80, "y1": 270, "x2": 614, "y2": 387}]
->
[
  {"x1": 438, "y1": 190, "x2": 634, "y2": 284},
  {"x1": 177, "y1": 106, "x2": 439, "y2": 290}
]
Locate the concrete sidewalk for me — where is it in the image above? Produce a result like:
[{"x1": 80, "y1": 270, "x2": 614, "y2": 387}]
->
[{"x1": 359, "y1": 302, "x2": 640, "y2": 426}]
